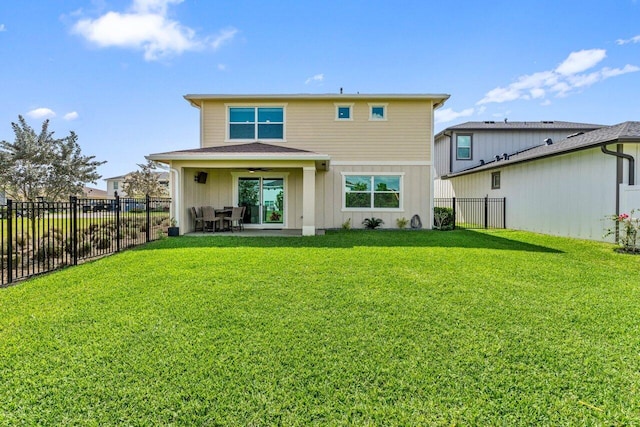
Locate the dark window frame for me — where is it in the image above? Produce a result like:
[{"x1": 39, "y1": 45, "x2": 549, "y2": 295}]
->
[
  {"x1": 491, "y1": 171, "x2": 501, "y2": 189},
  {"x1": 456, "y1": 133, "x2": 473, "y2": 160}
]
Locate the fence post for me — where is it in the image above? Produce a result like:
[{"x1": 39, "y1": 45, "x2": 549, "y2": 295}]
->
[
  {"x1": 452, "y1": 197, "x2": 456, "y2": 230},
  {"x1": 115, "y1": 192, "x2": 121, "y2": 253},
  {"x1": 146, "y1": 194, "x2": 151, "y2": 243},
  {"x1": 7, "y1": 199, "x2": 12, "y2": 284},
  {"x1": 502, "y1": 197, "x2": 506, "y2": 229},
  {"x1": 484, "y1": 196, "x2": 489, "y2": 229},
  {"x1": 71, "y1": 196, "x2": 78, "y2": 265}
]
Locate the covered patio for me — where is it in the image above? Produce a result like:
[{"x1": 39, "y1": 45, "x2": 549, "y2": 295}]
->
[{"x1": 148, "y1": 143, "x2": 330, "y2": 236}]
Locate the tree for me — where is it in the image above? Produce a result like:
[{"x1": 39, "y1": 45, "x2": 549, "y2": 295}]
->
[
  {"x1": 122, "y1": 160, "x2": 169, "y2": 198},
  {"x1": 0, "y1": 116, "x2": 105, "y2": 201}
]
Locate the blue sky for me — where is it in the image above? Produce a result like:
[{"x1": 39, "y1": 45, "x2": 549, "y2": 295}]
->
[{"x1": 1, "y1": 0, "x2": 639, "y2": 186}]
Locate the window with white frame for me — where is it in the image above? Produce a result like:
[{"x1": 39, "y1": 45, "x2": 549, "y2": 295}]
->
[
  {"x1": 491, "y1": 171, "x2": 501, "y2": 189},
  {"x1": 229, "y1": 107, "x2": 284, "y2": 140},
  {"x1": 369, "y1": 103, "x2": 387, "y2": 120},
  {"x1": 335, "y1": 104, "x2": 353, "y2": 120},
  {"x1": 343, "y1": 174, "x2": 402, "y2": 209}
]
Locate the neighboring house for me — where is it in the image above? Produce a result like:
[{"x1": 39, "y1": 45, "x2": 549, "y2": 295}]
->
[
  {"x1": 82, "y1": 186, "x2": 109, "y2": 199},
  {"x1": 434, "y1": 120, "x2": 603, "y2": 198},
  {"x1": 440, "y1": 121, "x2": 640, "y2": 241},
  {"x1": 104, "y1": 172, "x2": 169, "y2": 197},
  {"x1": 148, "y1": 93, "x2": 449, "y2": 235}
]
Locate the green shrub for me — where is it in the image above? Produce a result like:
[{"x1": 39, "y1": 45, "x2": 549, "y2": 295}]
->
[
  {"x1": 434, "y1": 207, "x2": 454, "y2": 230},
  {"x1": 36, "y1": 240, "x2": 63, "y2": 261},
  {"x1": 341, "y1": 218, "x2": 352, "y2": 230},
  {"x1": 396, "y1": 217, "x2": 409, "y2": 229},
  {"x1": 94, "y1": 237, "x2": 111, "y2": 250},
  {"x1": 362, "y1": 217, "x2": 384, "y2": 229}
]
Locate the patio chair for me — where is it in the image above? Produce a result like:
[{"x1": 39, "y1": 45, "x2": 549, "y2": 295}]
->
[
  {"x1": 201, "y1": 206, "x2": 221, "y2": 232},
  {"x1": 224, "y1": 206, "x2": 244, "y2": 232},
  {"x1": 190, "y1": 206, "x2": 204, "y2": 232}
]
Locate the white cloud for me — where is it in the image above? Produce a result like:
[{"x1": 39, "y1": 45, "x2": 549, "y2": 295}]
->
[
  {"x1": 27, "y1": 108, "x2": 56, "y2": 119},
  {"x1": 477, "y1": 48, "x2": 639, "y2": 105},
  {"x1": 305, "y1": 73, "x2": 324, "y2": 84},
  {"x1": 71, "y1": 0, "x2": 236, "y2": 61},
  {"x1": 0, "y1": 24, "x2": 6, "y2": 32},
  {"x1": 64, "y1": 111, "x2": 79, "y2": 121},
  {"x1": 210, "y1": 27, "x2": 238, "y2": 50},
  {"x1": 555, "y1": 49, "x2": 606, "y2": 75},
  {"x1": 616, "y1": 35, "x2": 640, "y2": 45},
  {"x1": 217, "y1": 63, "x2": 227, "y2": 71},
  {"x1": 435, "y1": 107, "x2": 474, "y2": 124}
]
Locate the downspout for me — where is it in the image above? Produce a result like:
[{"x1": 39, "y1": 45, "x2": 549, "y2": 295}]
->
[
  {"x1": 601, "y1": 143, "x2": 635, "y2": 243},
  {"x1": 601, "y1": 143, "x2": 635, "y2": 185},
  {"x1": 170, "y1": 166, "x2": 181, "y2": 231}
]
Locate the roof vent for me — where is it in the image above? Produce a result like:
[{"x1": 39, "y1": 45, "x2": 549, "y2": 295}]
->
[
  {"x1": 484, "y1": 121, "x2": 496, "y2": 124},
  {"x1": 567, "y1": 132, "x2": 584, "y2": 138},
  {"x1": 479, "y1": 159, "x2": 485, "y2": 165},
  {"x1": 502, "y1": 153, "x2": 509, "y2": 160},
  {"x1": 544, "y1": 138, "x2": 553, "y2": 145},
  {"x1": 541, "y1": 121, "x2": 554, "y2": 124},
  {"x1": 495, "y1": 155, "x2": 501, "y2": 161}
]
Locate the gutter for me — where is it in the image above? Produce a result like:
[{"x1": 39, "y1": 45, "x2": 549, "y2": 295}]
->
[{"x1": 601, "y1": 143, "x2": 635, "y2": 185}]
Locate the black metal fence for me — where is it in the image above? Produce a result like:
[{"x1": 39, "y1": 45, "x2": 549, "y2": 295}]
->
[
  {"x1": 435, "y1": 197, "x2": 506, "y2": 229},
  {"x1": 1, "y1": 195, "x2": 171, "y2": 287}
]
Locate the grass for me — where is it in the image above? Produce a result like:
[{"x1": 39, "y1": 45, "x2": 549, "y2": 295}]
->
[{"x1": 1, "y1": 229, "x2": 639, "y2": 425}]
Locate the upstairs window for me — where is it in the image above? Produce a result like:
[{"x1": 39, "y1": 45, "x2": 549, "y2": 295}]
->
[
  {"x1": 229, "y1": 107, "x2": 284, "y2": 140},
  {"x1": 456, "y1": 134, "x2": 472, "y2": 160},
  {"x1": 369, "y1": 103, "x2": 387, "y2": 120},
  {"x1": 335, "y1": 104, "x2": 353, "y2": 121}
]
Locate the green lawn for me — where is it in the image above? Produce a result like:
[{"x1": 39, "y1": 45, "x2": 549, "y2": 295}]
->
[{"x1": 1, "y1": 229, "x2": 639, "y2": 425}]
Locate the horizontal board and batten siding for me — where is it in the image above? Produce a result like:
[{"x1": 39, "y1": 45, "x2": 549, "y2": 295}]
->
[{"x1": 200, "y1": 99, "x2": 434, "y2": 161}]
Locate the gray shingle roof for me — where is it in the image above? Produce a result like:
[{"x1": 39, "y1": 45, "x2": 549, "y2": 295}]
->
[
  {"x1": 446, "y1": 121, "x2": 640, "y2": 178},
  {"x1": 444, "y1": 120, "x2": 604, "y2": 130},
  {"x1": 161, "y1": 142, "x2": 318, "y2": 155}
]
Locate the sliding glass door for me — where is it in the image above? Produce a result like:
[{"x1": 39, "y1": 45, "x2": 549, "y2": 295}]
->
[{"x1": 238, "y1": 177, "x2": 284, "y2": 226}]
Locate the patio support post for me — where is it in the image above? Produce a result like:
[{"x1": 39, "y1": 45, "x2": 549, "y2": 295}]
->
[{"x1": 302, "y1": 166, "x2": 316, "y2": 236}]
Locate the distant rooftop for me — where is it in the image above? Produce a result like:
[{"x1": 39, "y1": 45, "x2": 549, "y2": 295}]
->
[
  {"x1": 436, "y1": 120, "x2": 604, "y2": 137},
  {"x1": 446, "y1": 121, "x2": 640, "y2": 178}
]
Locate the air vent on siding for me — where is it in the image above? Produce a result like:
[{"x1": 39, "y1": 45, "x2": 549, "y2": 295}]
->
[{"x1": 544, "y1": 138, "x2": 553, "y2": 145}]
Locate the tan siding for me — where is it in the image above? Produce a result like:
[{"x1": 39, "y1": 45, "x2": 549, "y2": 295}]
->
[
  {"x1": 199, "y1": 99, "x2": 433, "y2": 161},
  {"x1": 318, "y1": 165, "x2": 431, "y2": 229}
]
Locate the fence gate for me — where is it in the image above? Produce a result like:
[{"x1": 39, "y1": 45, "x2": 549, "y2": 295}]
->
[{"x1": 434, "y1": 197, "x2": 506, "y2": 229}]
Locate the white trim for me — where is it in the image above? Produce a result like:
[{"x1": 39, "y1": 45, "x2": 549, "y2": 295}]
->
[
  {"x1": 368, "y1": 103, "x2": 388, "y2": 121},
  {"x1": 332, "y1": 161, "x2": 431, "y2": 166},
  {"x1": 334, "y1": 103, "x2": 354, "y2": 121},
  {"x1": 225, "y1": 104, "x2": 287, "y2": 142},
  {"x1": 340, "y1": 172, "x2": 404, "y2": 211},
  {"x1": 302, "y1": 225, "x2": 316, "y2": 236}
]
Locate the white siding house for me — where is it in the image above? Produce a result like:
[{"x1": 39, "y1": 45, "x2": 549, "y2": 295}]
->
[
  {"x1": 442, "y1": 122, "x2": 640, "y2": 242},
  {"x1": 434, "y1": 121, "x2": 603, "y2": 198}
]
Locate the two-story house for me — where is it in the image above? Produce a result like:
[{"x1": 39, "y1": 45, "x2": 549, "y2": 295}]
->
[
  {"x1": 434, "y1": 121, "x2": 603, "y2": 198},
  {"x1": 104, "y1": 172, "x2": 170, "y2": 198},
  {"x1": 147, "y1": 93, "x2": 449, "y2": 235},
  {"x1": 435, "y1": 120, "x2": 640, "y2": 242}
]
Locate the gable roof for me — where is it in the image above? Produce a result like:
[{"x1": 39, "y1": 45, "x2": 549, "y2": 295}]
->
[
  {"x1": 147, "y1": 142, "x2": 331, "y2": 166},
  {"x1": 185, "y1": 93, "x2": 450, "y2": 109},
  {"x1": 445, "y1": 121, "x2": 640, "y2": 178},
  {"x1": 435, "y1": 120, "x2": 603, "y2": 138}
]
